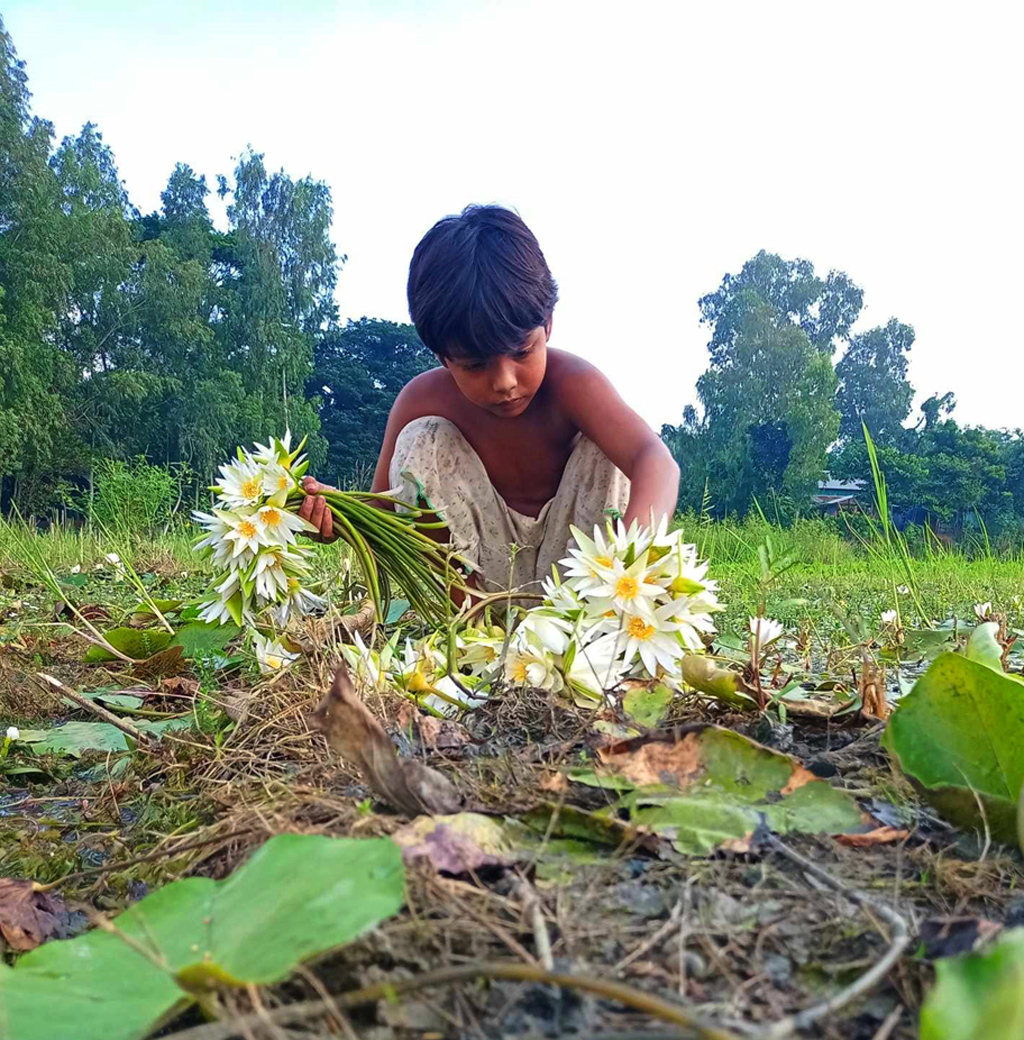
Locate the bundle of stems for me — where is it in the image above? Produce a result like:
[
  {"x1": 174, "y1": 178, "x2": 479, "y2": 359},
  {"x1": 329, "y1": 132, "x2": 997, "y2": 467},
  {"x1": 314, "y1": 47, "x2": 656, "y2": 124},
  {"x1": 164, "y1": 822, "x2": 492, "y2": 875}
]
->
[{"x1": 294, "y1": 486, "x2": 467, "y2": 626}]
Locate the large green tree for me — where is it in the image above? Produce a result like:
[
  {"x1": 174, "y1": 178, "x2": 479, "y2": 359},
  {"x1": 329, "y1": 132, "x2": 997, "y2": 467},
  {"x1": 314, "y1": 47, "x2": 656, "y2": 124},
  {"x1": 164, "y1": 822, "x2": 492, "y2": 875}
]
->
[
  {"x1": 665, "y1": 255, "x2": 844, "y2": 516},
  {"x1": 835, "y1": 318, "x2": 915, "y2": 445},
  {"x1": 312, "y1": 317, "x2": 435, "y2": 486},
  {"x1": 0, "y1": 16, "x2": 75, "y2": 507}
]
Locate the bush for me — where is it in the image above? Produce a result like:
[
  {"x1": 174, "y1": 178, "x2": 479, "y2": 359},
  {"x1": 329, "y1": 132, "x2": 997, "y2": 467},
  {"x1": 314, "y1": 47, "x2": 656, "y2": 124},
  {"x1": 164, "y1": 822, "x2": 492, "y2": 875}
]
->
[{"x1": 75, "y1": 457, "x2": 187, "y2": 535}]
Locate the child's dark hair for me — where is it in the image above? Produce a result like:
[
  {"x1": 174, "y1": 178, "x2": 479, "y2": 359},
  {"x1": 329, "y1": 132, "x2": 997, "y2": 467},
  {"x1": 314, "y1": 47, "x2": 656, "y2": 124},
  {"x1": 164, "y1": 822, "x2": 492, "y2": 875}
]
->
[{"x1": 407, "y1": 205, "x2": 558, "y2": 359}]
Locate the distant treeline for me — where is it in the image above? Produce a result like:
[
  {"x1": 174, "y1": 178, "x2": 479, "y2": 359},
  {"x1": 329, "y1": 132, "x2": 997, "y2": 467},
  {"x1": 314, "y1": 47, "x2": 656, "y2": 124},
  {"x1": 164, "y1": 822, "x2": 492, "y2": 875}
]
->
[{"x1": 2, "y1": 17, "x2": 1021, "y2": 538}]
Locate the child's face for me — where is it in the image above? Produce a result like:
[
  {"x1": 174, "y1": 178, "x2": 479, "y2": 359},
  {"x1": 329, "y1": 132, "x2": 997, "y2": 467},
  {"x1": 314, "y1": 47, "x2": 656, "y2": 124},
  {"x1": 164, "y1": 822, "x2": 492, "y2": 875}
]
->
[{"x1": 443, "y1": 325, "x2": 549, "y2": 419}]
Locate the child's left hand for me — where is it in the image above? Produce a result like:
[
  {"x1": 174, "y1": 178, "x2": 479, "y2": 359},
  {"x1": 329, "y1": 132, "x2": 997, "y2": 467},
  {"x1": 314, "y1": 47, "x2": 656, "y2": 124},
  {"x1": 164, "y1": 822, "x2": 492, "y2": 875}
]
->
[{"x1": 298, "y1": 477, "x2": 337, "y2": 542}]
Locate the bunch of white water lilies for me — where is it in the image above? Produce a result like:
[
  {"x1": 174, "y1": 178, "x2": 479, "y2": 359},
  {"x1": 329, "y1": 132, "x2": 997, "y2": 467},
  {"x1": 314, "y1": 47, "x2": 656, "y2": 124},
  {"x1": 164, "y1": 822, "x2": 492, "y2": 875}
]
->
[
  {"x1": 341, "y1": 518, "x2": 724, "y2": 713},
  {"x1": 193, "y1": 433, "x2": 326, "y2": 629},
  {"x1": 505, "y1": 518, "x2": 724, "y2": 702}
]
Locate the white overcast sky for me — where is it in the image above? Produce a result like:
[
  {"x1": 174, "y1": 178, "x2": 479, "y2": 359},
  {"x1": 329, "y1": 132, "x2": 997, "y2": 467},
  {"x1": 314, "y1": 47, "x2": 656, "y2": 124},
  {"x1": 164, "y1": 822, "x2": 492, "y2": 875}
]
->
[{"x1": 5, "y1": 0, "x2": 1021, "y2": 432}]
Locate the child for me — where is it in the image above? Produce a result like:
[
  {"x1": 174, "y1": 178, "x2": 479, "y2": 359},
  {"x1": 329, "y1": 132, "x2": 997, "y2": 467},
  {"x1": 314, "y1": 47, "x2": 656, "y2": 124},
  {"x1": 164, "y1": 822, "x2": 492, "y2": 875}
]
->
[{"x1": 300, "y1": 205, "x2": 680, "y2": 595}]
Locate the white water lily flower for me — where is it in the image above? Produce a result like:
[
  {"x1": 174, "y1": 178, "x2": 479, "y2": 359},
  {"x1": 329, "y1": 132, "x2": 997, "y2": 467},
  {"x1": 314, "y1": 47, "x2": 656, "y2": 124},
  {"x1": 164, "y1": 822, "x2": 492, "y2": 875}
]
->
[
  {"x1": 272, "y1": 581, "x2": 327, "y2": 626},
  {"x1": 540, "y1": 574, "x2": 584, "y2": 614},
  {"x1": 560, "y1": 524, "x2": 620, "y2": 595},
  {"x1": 224, "y1": 512, "x2": 268, "y2": 559},
  {"x1": 419, "y1": 675, "x2": 488, "y2": 717},
  {"x1": 70, "y1": 564, "x2": 81, "y2": 575},
  {"x1": 897, "y1": 585, "x2": 910, "y2": 595},
  {"x1": 6, "y1": 726, "x2": 19, "y2": 741},
  {"x1": 256, "y1": 504, "x2": 313, "y2": 546},
  {"x1": 974, "y1": 602, "x2": 993, "y2": 620},
  {"x1": 670, "y1": 596, "x2": 719, "y2": 650},
  {"x1": 198, "y1": 596, "x2": 238, "y2": 626},
  {"x1": 217, "y1": 454, "x2": 268, "y2": 509},
  {"x1": 881, "y1": 610, "x2": 899, "y2": 625},
  {"x1": 505, "y1": 639, "x2": 564, "y2": 693},
  {"x1": 252, "y1": 547, "x2": 305, "y2": 601},
  {"x1": 261, "y1": 461, "x2": 295, "y2": 499},
  {"x1": 254, "y1": 633, "x2": 299, "y2": 674},
  {"x1": 750, "y1": 616, "x2": 785, "y2": 645},
  {"x1": 618, "y1": 601, "x2": 689, "y2": 677},
  {"x1": 340, "y1": 631, "x2": 382, "y2": 685},
  {"x1": 458, "y1": 633, "x2": 504, "y2": 679},
  {"x1": 588, "y1": 555, "x2": 663, "y2": 618},
  {"x1": 517, "y1": 609, "x2": 574, "y2": 655},
  {"x1": 252, "y1": 431, "x2": 293, "y2": 466},
  {"x1": 564, "y1": 631, "x2": 627, "y2": 698}
]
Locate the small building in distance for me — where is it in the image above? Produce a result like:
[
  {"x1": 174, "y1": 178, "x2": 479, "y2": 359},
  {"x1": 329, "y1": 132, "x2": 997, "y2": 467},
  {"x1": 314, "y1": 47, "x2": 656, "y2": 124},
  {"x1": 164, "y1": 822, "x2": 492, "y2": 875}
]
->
[{"x1": 813, "y1": 477, "x2": 866, "y2": 516}]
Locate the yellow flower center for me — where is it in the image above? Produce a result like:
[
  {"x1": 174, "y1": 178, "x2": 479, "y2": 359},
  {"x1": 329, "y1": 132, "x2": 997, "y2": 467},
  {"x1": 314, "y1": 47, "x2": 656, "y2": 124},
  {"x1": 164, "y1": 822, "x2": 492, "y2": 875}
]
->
[
  {"x1": 615, "y1": 575, "x2": 639, "y2": 600},
  {"x1": 511, "y1": 661, "x2": 528, "y2": 681},
  {"x1": 266, "y1": 655, "x2": 283, "y2": 670},
  {"x1": 237, "y1": 520, "x2": 257, "y2": 538},
  {"x1": 277, "y1": 475, "x2": 289, "y2": 490},
  {"x1": 262, "y1": 508, "x2": 282, "y2": 526},
  {"x1": 241, "y1": 478, "x2": 262, "y2": 499},
  {"x1": 603, "y1": 610, "x2": 616, "y2": 618},
  {"x1": 628, "y1": 616, "x2": 656, "y2": 641},
  {"x1": 595, "y1": 555, "x2": 613, "y2": 567}
]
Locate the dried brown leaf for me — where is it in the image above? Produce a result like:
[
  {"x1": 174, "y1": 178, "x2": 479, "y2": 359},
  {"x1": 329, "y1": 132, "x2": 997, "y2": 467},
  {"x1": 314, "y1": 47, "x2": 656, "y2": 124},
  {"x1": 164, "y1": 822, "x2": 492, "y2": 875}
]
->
[
  {"x1": 0, "y1": 879, "x2": 70, "y2": 952},
  {"x1": 834, "y1": 826, "x2": 910, "y2": 848},
  {"x1": 309, "y1": 661, "x2": 462, "y2": 816}
]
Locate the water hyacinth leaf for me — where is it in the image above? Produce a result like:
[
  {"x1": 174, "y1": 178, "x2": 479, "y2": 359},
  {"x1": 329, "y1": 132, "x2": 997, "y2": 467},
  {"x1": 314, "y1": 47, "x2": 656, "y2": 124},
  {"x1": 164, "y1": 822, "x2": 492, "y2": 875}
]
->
[
  {"x1": 883, "y1": 653, "x2": 1024, "y2": 843},
  {"x1": 0, "y1": 835, "x2": 405, "y2": 1040},
  {"x1": 83, "y1": 628, "x2": 173, "y2": 663},
  {"x1": 622, "y1": 682, "x2": 674, "y2": 728},
  {"x1": 919, "y1": 928, "x2": 1024, "y2": 1040},
  {"x1": 168, "y1": 621, "x2": 241, "y2": 660}
]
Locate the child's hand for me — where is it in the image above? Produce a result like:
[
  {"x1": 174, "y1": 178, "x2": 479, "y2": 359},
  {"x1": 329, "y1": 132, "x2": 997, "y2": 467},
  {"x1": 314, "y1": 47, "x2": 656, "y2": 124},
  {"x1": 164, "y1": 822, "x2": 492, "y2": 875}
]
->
[{"x1": 298, "y1": 477, "x2": 337, "y2": 542}]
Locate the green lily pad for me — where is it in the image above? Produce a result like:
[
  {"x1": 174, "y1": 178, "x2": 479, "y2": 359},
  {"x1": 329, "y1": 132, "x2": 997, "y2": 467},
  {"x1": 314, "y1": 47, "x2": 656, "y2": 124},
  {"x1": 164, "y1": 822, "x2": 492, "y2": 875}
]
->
[
  {"x1": 679, "y1": 656, "x2": 756, "y2": 710},
  {"x1": 84, "y1": 628, "x2": 173, "y2": 663},
  {"x1": 579, "y1": 726, "x2": 865, "y2": 854},
  {"x1": 19, "y1": 722, "x2": 133, "y2": 757},
  {"x1": 920, "y1": 928, "x2": 1024, "y2": 1040},
  {"x1": 19, "y1": 718, "x2": 191, "y2": 758},
  {"x1": 883, "y1": 649, "x2": 1024, "y2": 844},
  {"x1": 168, "y1": 621, "x2": 240, "y2": 660},
  {"x1": 0, "y1": 835, "x2": 405, "y2": 1040},
  {"x1": 623, "y1": 683, "x2": 674, "y2": 728}
]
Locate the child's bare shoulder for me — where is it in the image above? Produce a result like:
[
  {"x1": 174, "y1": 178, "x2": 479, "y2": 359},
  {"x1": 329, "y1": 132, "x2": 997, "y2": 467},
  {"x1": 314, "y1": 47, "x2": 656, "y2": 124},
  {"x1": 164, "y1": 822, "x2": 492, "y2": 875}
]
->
[
  {"x1": 544, "y1": 349, "x2": 616, "y2": 412},
  {"x1": 391, "y1": 367, "x2": 463, "y2": 423}
]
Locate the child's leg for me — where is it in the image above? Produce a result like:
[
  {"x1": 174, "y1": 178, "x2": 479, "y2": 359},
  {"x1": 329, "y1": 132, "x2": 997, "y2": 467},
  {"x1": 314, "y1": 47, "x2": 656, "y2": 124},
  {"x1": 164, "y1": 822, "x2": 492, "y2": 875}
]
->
[
  {"x1": 388, "y1": 417, "x2": 541, "y2": 595},
  {"x1": 533, "y1": 437, "x2": 631, "y2": 585}
]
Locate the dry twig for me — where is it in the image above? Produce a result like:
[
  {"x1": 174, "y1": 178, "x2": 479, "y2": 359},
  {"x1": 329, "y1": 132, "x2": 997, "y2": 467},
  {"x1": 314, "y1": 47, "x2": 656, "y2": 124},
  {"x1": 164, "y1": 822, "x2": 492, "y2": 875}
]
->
[
  {"x1": 158, "y1": 961, "x2": 741, "y2": 1040},
  {"x1": 757, "y1": 834, "x2": 910, "y2": 1039},
  {"x1": 35, "y1": 672, "x2": 151, "y2": 746}
]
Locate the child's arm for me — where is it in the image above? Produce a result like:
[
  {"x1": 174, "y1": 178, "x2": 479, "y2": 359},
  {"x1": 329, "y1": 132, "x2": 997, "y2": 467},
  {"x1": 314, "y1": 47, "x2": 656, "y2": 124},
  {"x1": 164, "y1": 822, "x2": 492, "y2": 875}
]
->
[{"x1": 557, "y1": 360, "x2": 680, "y2": 528}]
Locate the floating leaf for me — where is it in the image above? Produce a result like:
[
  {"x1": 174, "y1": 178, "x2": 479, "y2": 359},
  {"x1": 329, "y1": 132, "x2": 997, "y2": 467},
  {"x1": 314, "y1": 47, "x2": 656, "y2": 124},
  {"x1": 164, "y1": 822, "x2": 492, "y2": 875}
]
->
[
  {"x1": 19, "y1": 722, "x2": 131, "y2": 757},
  {"x1": 129, "y1": 599, "x2": 184, "y2": 625},
  {"x1": 392, "y1": 813, "x2": 522, "y2": 873},
  {"x1": 168, "y1": 621, "x2": 240, "y2": 660},
  {"x1": 0, "y1": 835, "x2": 405, "y2": 1040},
  {"x1": 622, "y1": 682, "x2": 674, "y2": 728},
  {"x1": 19, "y1": 718, "x2": 189, "y2": 758},
  {"x1": 577, "y1": 726, "x2": 865, "y2": 854},
  {"x1": 679, "y1": 656, "x2": 756, "y2": 709},
  {"x1": 65, "y1": 688, "x2": 145, "y2": 710},
  {"x1": 884, "y1": 652, "x2": 1024, "y2": 844},
  {"x1": 919, "y1": 928, "x2": 1024, "y2": 1040},
  {"x1": 83, "y1": 628, "x2": 173, "y2": 664}
]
